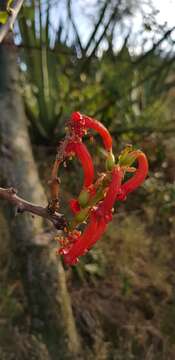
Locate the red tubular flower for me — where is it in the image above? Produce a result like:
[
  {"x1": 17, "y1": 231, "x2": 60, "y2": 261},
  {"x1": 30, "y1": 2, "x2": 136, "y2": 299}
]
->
[
  {"x1": 84, "y1": 115, "x2": 112, "y2": 151},
  {"x1": 71, "y1": 112, "x2": 112, "y2": 151},
  {"x1": 117, "y1": 151, "x2": 148, "y2": 200},
  {"x1": 99, "y1": 166, "x2": 123, "y2": 213},
  {"x1": 62, "y1": 217, "x2": 102, "y2": 265},
  {"x1": 66, "y1": 141, "x2": 94, "y2": 188},
  {"x1": 65, "y1": 141, "x2": 94, "y2": 213},
  {"x1": 62, "y1": 166, "x2": 123, "y2": 265}
]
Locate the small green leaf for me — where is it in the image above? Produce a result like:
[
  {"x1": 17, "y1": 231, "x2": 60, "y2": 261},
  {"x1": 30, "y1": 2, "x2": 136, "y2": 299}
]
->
[
  {"x1": 75, "y1": 207, "x2": 90, "y2": 222},
  {"x1": 118, "y1": 146, "x2": 136, "y2": 167},
  {"x1": 0, "y1": 11, "x2": 8, "y2": 25}
]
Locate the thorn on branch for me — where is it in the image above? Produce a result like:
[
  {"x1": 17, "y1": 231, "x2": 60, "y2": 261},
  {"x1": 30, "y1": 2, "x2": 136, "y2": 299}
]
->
[
  {"x1": 8, "y1": 187, "x2": 17, "y2": 195},
  {"x1": 0, "y1": 186, "x2": 65, "y2": 231},
  {"x1": 16, "y1": 205, "x2": 24, "y2": 213}
]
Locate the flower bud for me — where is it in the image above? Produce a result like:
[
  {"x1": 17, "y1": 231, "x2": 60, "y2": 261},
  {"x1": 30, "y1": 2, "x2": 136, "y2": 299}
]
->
[
  {"x1": 106, "y1": 152, "x2": 115, "y2": 171},
  {"x1": 75, "y1": 207, "x2": 90, "y2": 223},
  {"x1": 78, "y1": 189, "x2": 90, "y2": 208}
]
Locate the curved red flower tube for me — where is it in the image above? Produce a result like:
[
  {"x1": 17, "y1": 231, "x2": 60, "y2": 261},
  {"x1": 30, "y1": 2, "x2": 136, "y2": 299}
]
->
[
  {"x1": 65, "y1": 141, "x2": 95, "y2": 213},
  {"x1": 71, "y1": 112, "x2": 113, "y2": 151},
  {"x1": 65, "y1": 141, "x2": 94, "y2": 188},
  {"x1": 117, "y1": 151, "x2": 148, "y2": 201}
]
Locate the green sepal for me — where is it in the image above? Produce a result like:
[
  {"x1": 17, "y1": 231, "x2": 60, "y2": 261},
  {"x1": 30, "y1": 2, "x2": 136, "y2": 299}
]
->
[
  {"x1": 106, "y1": 152, "x2": 115, "y2": 171},
  {"x1": 118, "y1": 146, "x2": 136, "y2": 167},
  {"x1": 75, "y1": 207, "x2": 90, "y2": 222},
  {"x1": 78, "y1": 189, "x2": 90, "y2": 208}
]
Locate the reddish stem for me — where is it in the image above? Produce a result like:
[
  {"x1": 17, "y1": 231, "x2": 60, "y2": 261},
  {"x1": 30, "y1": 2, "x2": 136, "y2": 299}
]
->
[
  {"x1": 49, "y1": 159, "x2": 61, "y2": 212},
  {"x1": 99, "y1": 166, "x2": 123, "y2": 213}
]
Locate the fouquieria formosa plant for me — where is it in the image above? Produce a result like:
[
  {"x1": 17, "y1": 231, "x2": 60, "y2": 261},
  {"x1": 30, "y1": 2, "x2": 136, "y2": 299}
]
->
[{"x1": 49, "y1": 112, "x2": 149, "y2": 265}]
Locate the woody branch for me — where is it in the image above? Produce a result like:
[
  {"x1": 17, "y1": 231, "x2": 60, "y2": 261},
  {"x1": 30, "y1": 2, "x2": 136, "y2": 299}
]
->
[
  {"x1": 0, "y1": 186, "x2": 66, "y2": 230},
  {"x1": 0, "y1": 0, "x2": 24, "y2": 43}
]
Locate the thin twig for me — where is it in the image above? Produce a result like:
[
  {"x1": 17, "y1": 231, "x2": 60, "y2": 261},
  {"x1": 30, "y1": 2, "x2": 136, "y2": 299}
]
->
[
  {"x1": 133, "y1": 26, "x2": 175, "y2": 66},
  {"x1": 0, "y1": 187, "x2": 66, "y2": 230},
  {"x1": 0, "y1": 0, "x2": 24, "y2": 43}
]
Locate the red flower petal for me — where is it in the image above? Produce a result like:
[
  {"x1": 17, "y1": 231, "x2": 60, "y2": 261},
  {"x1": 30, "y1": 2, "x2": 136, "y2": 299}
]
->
[
  {"x1": 66, "y1": 141, "x2": 94, "y2": 188},
  {"x1": 69, "y1": 199, "x2": 80, "y2": 214},
  {"x1": 83, "y1": 115, "x2": 112, "y2": 151},
  {"x1": 63, "y1": 213, "x2": 110, "y2": 265},
  {"x1": 99, "y1": 166, "x2": 123, "y2": 213}
]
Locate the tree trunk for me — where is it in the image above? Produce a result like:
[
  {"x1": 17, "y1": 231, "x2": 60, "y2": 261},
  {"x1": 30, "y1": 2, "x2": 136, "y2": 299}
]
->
[{"x1": 0, "y1": 38, "x2": 81, "y2": 359}]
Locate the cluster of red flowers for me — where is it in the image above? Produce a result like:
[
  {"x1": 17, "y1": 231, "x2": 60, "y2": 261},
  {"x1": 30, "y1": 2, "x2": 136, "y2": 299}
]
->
[{"x1": 50, "y1": 112, "x2": 148, "y2": 265}]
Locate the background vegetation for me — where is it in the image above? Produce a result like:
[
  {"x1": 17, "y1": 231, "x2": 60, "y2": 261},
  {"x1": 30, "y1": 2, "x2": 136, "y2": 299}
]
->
[{"x1": 0, "y1": 0, "x2": 175, "y2": 359}]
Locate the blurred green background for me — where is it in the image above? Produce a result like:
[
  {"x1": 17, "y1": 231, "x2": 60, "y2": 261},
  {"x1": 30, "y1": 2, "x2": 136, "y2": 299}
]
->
[{"x1": 0, "y1": 0, "x2": 175, "y2": 359}]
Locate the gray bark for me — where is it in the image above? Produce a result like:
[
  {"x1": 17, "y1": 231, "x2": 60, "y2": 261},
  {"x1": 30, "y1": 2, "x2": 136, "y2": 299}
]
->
[{"x1": 0, "y1": 39, "x2": 81, "y2": 358}]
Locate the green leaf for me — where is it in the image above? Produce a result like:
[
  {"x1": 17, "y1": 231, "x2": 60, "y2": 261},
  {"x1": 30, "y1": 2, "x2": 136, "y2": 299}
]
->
[
  {"x1": 118, "y1": 146, "x2": 137, "y2": 167},
  {"x1": 0, "y1": 11, "x2": 8, "y2": 25}
]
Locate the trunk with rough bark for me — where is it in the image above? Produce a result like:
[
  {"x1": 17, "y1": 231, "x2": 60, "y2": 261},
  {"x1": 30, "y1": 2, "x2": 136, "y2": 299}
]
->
[{"x1": 0, "y1": 38, "x2": 81, "y2": 359}]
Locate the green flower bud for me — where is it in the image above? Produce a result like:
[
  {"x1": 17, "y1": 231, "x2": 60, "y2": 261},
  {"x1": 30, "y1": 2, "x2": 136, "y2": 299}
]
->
[
  {"x1": 78, "y1": 189, "x2": 90, "y2": 208},
  {"x1": 75, "y1": 207, "x2": 90, "y2": 222},
  {"x1": 106, "y1": 152, "x2": 115, "y2": 171},
  {"x1": 119, "y1": 153, "x2": 136, "y2": 167}
]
